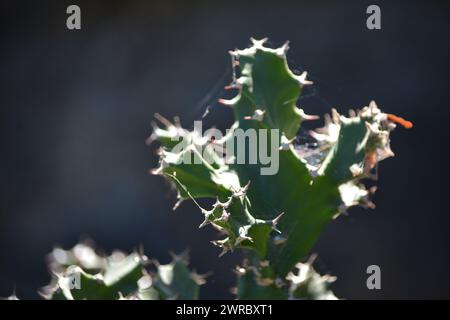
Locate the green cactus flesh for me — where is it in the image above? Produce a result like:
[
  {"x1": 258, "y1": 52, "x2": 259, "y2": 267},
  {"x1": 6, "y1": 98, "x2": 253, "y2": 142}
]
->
[
  {"x1": 151, "y1": 38, "x2": 404, "y2": 299},
  {"x1": 40, "y1": 242, "x2": 204, "y2": 300}
]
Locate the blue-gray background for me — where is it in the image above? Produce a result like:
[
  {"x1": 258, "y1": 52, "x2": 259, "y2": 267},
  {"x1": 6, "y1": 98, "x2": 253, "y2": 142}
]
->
[{"x1": 1, "y1": 0, "x2": 449, "y2": 299}]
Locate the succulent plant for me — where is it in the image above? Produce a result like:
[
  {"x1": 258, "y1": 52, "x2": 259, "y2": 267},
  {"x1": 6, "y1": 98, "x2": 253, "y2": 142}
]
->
[
  {"x1": 5, "y1": 37, "x2": 410, "y2": 301},
  {"x1": 150, "y1": 38, "x2": 411, "y2": 299},
  {"x1": 40, "y1": 241, "x2": 204, "y2": 300}
]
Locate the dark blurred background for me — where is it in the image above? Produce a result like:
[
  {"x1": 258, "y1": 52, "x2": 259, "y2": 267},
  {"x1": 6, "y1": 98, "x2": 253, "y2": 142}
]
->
[{"x1": 1, "y1": 0, "x2": 449, "y2": 299}]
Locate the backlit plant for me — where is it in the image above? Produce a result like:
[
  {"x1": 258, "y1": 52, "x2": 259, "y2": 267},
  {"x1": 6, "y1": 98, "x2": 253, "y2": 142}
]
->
[{"x1": 5, "y1": 38, "x2": 411, "y2": 300}]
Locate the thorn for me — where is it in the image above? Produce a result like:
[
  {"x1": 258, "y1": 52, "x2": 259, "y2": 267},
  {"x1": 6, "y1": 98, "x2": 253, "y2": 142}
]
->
[
  {"x1": 218, "y1": 247, "x2": 229, "y2": 258},
  {"x1": 275, "y1": 41, "x2": 290, "y2": 56},
  {"x1": 218, "y1": 98, "x2": 234, "y2": 107},
  {"x1": 172, "y1": 198, "x2": 184, "y2": 210},
  {"x1": 4, "y1": 286, "x2": 19, "y2": 300},
  {"x1": 250, "y1": 37, "x2": 268, "y2": 48},
  {"x1": 170, "y1": 249, "x2": 190, "y2": 265},
  {"x1": 145, "y1": 135, "x2": 155, "y2": 146},
  {"x1": 149, "y1": 167, "x2": 162, "y2": 175},
  {"x1": 279, "y1": 136, "x2": 295, "y2": 151},
  {"x1": 221, "y1": 196, "x2": 234, "y2": 208},
  {"x1": 198, "y1": 218, "x2": 210, "y2": 229},
  {"x1": 217, "y1": 209, "x2": 230, "y2": 222},
  {"x1": 173, "y1": 116, "x2": 181, "y2": 127},
  {"x1": 331, "y1": 108, "x2": 340, "y2": 123},
  {"x1": 367, "y1": 201, "x2": 376, "y2": 209},
  {"x1": 298, "y1": 108, "x2": 319, "y2": 121},
  {"x1": 138, "y1": 244, "x2": 146, "y2": 260},
  {"x1": 190, "y1": 270, "x2": 209, "y2": 286},
  {"x1": 365, "y1": 121, "x2": 376, "y2": 133},
  {"x1": 228, "y1": 49, "x2": 239, "y2": 58},
  {"x1": 272, "y1": 212, "x2": 285, "y2": 233},
  {"x1": 151, "y1": 258, "x2": 160, "y2": 268},
  {"x1": 235, "y1": 235, "x2": 253, "y2": 246},
  {"x1": 244, "y1": 109, "x2": 265, "y2": 121},
  {"x1": 38, "y1": 289, "x2": 52, "y2": 300},
  {"x1": 224, "y1": 84, "x2": 238, "y2": 91},
  {"x1": 232, "y1": 180, "x2": 251, "y2": 197},
  {"x1": 338, "y1": 204, "x2": 348, "y2": 215},
  {"x1": 154, "y1": 113, "x2": 173, "y2": 128},
  {"x1": 281, "y1": 40, "x2": 290, "y2": 52},
  {"x1": 307, "y1": 253, "x2": 318, "y2": 265},
  {"x1": 298, "y1": 71, "x2": 313, "y2": 86},
  {"x1": 236, "y1": 226, "x2": 253, "y2": 245},
  {"x1": 199, "y1": 209, "x2": 212, "y2": 228},
  {"x1": 324, "y1": 275, "x2": 337, "y2": 283},
  {"x1": 50, "y1": 269, "x2": 60, "y2": 279},
  {"x1": 233, "y1": 266, "x2": 247, "y2": 275}
]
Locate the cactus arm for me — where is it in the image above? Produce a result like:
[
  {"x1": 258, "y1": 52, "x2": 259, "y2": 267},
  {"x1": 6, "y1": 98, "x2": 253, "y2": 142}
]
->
[
  {"x1": 237, "y1": 268, "x2": 287, "y2": 300},
  {"x1": 287, "y1": 259, "x2": 337, "y2": 300},
  {"x1": 156, "y1": 149, "x2": 232, "y2": 200},
  {"x1": 231, "y1": 39, "x2": 307, "y2": 139},
  {"x1": 41, "y1": 242, "x2": 203, "y2": 300},
  {"x1": 153, "y1": 257, "x2": 203, "y2": 300}
]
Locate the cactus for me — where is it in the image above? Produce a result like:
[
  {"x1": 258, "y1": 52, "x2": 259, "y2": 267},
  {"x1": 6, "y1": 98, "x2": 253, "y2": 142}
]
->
[
  {"x1": 150, "y1": 38, "x2": 411, "y2": 299},
  {"x1": 5, "y1": 38, "x2": 410, "y2": 301},
  {"x1": 40, "y1": 241, "x2": 204, "y2": 300}
]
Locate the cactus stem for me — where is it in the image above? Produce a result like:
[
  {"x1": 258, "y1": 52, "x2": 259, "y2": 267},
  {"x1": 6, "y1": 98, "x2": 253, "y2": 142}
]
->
[{"x1": 149, "y1": 38, "x2": 409, "y2": 300}]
